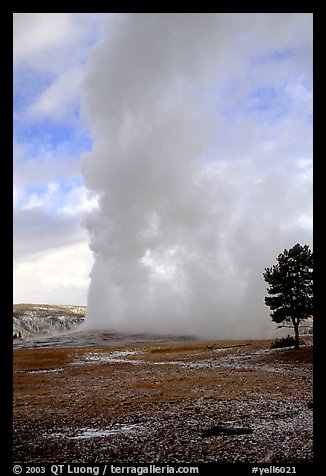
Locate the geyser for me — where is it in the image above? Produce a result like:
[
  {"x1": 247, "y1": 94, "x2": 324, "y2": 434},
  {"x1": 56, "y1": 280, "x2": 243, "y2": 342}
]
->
[{"x1": 80, "y1": 13, "x2": 312, "y2": 339}]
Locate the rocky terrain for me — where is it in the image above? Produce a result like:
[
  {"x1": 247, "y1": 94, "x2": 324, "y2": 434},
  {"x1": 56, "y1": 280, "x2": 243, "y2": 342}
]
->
[
  {"x1": 13, "y1": 304, "x2": 86, "y2": 339},
  {"x1": 13, "y1": 335, "x2": 313, "y2": 464}
]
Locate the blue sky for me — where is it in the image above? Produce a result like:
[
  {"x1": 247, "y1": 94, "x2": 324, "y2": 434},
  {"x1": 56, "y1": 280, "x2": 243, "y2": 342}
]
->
[{"x1": 13, "y1": 13, "x2": 313, "y2": 311}]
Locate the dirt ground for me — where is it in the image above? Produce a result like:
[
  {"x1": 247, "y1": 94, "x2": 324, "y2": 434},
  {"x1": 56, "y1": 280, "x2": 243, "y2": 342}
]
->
[{"x1": 13, "y1": 337, "x2": 313, "y2": 464}]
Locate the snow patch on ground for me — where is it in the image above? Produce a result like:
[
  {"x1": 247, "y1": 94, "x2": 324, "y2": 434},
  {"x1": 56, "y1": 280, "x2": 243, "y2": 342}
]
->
[
  {"x1": 22, "y1": 368, "x2": 65, "y2": 375},
  {"x1": 76, "y1": 350, "x2": 146, "y2": 366},
  {"x1": 48, "y1": 423, "x2": 146, "y2": 440}
]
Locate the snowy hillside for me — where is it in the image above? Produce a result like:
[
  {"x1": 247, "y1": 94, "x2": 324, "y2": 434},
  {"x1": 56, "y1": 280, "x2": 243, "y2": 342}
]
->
[{"x1": 13, "y1": 304, "x2": 86, "y2": 339}]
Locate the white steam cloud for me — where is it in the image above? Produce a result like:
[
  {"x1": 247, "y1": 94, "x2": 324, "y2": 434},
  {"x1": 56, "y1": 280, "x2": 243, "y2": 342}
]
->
[{"x1": 80, "y1": 13, "x2": 312, "y2": 339}]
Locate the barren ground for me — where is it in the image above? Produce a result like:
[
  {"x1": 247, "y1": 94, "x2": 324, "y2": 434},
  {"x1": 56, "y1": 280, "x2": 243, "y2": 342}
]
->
[{"x1": 13, "y1": 337, "x2": 313, "y2": 464}]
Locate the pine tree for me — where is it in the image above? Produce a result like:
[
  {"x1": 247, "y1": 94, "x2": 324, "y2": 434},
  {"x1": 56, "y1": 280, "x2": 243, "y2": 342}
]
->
[{"x1": 263, "y1": 243, "x2": 313, "y2": 349}]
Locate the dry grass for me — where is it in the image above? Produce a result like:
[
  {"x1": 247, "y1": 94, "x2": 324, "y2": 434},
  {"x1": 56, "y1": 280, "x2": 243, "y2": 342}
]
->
[
  {"x1": 148, "y1": 342, "x2": 206, "y2": 354},
  {"x1": 13, "y1": 340, "x2": 312, "y2": 416},
  {"x1": 264, "y1": 346, "x2": 313, "y2": 364},
  {"x1": 14, "y1": 348, "x2": 74, "y2": 372},
  {"x1": 13, "y1": 339, "x2": 313, "y2": 463},
  {"x1": 147, "y1": 339, "x2": 270, "y2": 353}
]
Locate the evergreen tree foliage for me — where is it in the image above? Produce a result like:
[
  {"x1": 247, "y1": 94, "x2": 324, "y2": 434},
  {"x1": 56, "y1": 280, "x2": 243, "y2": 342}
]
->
[{"x1": 263, "y1": 243, "x2": 313, "y2": 349}]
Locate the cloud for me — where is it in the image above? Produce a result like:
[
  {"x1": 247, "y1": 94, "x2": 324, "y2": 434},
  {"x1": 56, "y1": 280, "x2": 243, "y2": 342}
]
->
[
  {"x1": 14, "y1": 13, "x2": 110, "y2": 124},
  {"x1": 13, "y1": 13, "x2": 75, "y2": 68},
  {"x1": 27, "y1": 68, "x2": 82, "y2": 121},
  {"x1": 13, "y1": 241, "x2": 93, "y2": 306},
  {"x1": 81, "y1": 13, "x2": 312, "y2": 339},
  {"x1": 13, "y1": 205, "x2": 94, "y2": 305},
  {"x1": 13, "y1": 141, "x2": 81, "y2": 191},
  {"x1": 13, "y1": 13, "x2": 110, "y2": 72},
  {"x1": 13, "y1": 14, "x2": 112, "y2": 305},
  {"x1": 13, "y1": 207, "x2": 84, "y2": 257}
]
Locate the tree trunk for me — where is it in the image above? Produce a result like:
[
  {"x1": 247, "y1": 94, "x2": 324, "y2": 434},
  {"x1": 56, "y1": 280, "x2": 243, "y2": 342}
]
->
[{"x1": 293, "y1": 318, "x2": 300, "y2": 350}]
